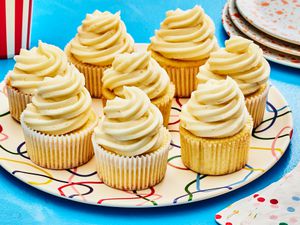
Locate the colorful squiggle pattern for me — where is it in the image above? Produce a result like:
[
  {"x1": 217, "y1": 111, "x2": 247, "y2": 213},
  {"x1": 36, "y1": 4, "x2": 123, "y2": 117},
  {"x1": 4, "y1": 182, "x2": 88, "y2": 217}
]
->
[{"x1": 0, "y1": 83, "x2": 293, "y2": 207}]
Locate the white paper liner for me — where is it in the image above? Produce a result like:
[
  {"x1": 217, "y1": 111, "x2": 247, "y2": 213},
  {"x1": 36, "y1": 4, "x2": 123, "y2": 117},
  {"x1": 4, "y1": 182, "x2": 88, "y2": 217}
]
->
[
  {"x1": 245, "y1": 84, "x2": 269, "y2": 128},
  {"x1": 152, "y1": 83, "x2": 175, "y2": 127},
  {"x1": 162, "y1": 65, "x2": 199, "y2": 97},
  {"x1": 92, "y1": 127, "x2": 171, "y2": 190},
  {"x1": 180, "y1": 116, "x2": 253, "y2": 175},
  {"x1": 6, "y1": 82, "x2": 32, "y2": 122},
  {"x1": 20, "y1": 111, "x2": 97, "y2": 169}
]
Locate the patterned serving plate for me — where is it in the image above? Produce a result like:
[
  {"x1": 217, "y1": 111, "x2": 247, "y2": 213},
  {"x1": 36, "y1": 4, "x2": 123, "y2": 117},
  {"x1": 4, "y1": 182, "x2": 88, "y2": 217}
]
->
[
  {"x1": 228, "y1": 0, "x2": 300, "y2": 57},
  {"x1": 222, "y1": 3, "x2": 300, "y2": 69},
  {"x1": 236, "y1": 0, "x2": 300, "y2": 45},
  {"x1": 0, "y1": 44, "x2": 293, "y2": 208}
]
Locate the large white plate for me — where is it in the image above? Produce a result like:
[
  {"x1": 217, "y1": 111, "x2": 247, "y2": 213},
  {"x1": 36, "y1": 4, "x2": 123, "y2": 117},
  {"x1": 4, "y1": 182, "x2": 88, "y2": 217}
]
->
[
  {"x1": 228, "y1": 0, "x2": 300, "y2": 57},
  {"x1": 222, "y1": 3, "x2": 300, "y2": 69},
  {"x1": 0, "y1": 44, "x2": 293, "y2": 208},
  {"x1": 236, "y1": 0, "x2": 300, "y2": 45}
]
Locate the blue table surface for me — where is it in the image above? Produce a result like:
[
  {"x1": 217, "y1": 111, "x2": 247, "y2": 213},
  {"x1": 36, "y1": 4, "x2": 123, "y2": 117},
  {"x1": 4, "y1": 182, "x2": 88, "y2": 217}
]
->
[{"x1": 0, "y1": 0, "x2": 299, "y2": 224}]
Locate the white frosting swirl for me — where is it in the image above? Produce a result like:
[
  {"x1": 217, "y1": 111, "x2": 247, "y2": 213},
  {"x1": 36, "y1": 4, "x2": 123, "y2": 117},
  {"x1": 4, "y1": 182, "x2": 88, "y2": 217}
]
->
[
  {"x1": 94, "y1": 86, "x2": 165, "y2": 156},
  {"x1": 102, "y1": 52, "x2": 170, "y2": 100},
  {"x1": 9, "y1": 41, "x2": 68, "y2": 94},
  {"x1": 70, "y1": 10, "x2": 134, "y2": 66},
  {"x1": 150, "y1": 5, "x2": 217, "y2": 61},
  {"x1": 22, "y1": 65, "x2": 93, "y2": 135},
  {"x1": 180, "y1": 77, "x2": 248, "y2": 138},
  {"x1": 197, "y1": 36, "x2": 270, "y2": 95}
]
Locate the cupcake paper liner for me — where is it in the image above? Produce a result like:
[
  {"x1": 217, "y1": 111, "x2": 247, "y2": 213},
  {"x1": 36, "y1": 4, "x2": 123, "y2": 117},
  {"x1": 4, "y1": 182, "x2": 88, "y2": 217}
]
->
[
  {"x1": 92, "y1": 127, "x2": 171, "y2": 190},
  {"x1": 102, "y1": 83, "x2": 175, "y2": 127},
  {"x1": 65, "y1": 43, "x2": 110, "y2": 98},
  {"x1": 245, "y1": 84, "x2": 269, "y2": 128},
  {"x1": 149, "y1": 45, "x2": 216, "y2": 97},
  {"x1": 20, "y1": 111, "x2": 97, "y2": 169},
  {"x1": 6, "y1": 82, "x2": 32, "y2": 122},
  {"x1": 180, "y1": 116, "x2": 253, "y2": 175},
  {"x1": 151, "y1": 83, "x2": 175, "y2": 127},
  {"x1": 162, "y1": 65, "x2": 199, "y2": 98}
]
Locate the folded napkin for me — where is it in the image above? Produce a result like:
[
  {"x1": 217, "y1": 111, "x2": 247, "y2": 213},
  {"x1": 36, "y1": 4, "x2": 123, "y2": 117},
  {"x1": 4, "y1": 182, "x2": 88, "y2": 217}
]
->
[{"x1": 216, "y1": 163, "x2": 300, "y2": 225}]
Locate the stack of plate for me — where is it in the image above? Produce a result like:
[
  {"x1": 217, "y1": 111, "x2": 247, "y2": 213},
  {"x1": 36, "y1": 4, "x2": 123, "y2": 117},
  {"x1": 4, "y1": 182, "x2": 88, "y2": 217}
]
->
[{"x1": 222, "y1": 0, "x2": 300, "y2": 69}]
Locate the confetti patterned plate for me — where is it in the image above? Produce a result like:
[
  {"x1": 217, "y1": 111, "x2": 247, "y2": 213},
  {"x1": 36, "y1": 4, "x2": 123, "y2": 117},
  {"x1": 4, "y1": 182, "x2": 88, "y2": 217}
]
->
[
  {"x1": 0, "y1": 44, "x2": 293, "y2": 208},
  {"x1": 228, "y1": 0, "x2": 300, "y2": 57},
  {"x1": 222, "y1": 3, "x2": 300, "y2": 69},
  {"x1": 236, "y1": 0, "x2": 300, "y2": 45}
]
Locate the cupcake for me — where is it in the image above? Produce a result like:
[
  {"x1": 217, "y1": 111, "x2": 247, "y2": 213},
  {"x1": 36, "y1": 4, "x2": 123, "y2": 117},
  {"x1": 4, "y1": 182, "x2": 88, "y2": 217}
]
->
[
  {"x1": 5, "y1": 41, "x2": 68, "y2": 122},
  {"x1": 20, "y1": 65, "x2": 97, "y2": 169},
  {"x1": 197, "y1": 36, "x2": 270, "y2": 127},
  {"x1": 102, "y1": 52, "x2": 175, "y2": 127},
  {"x1": 92, "y1": 86, "x2": 171, "y2": 190},
  {"x1": 180, "y1": 77, "x2": 253, "y2": 175},
  {"x1": 65, "y1": 10, "x2": 135, "y2": 98},
  {"x1": 148, "y1": 5, "x2": 218, "y2": 97}
]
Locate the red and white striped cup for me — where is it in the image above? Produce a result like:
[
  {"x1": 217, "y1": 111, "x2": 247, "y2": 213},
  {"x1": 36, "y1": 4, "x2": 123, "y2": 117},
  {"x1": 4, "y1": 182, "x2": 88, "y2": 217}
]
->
[{"x1": 0, "y1": 0, "x2": 33, "y2": 59}]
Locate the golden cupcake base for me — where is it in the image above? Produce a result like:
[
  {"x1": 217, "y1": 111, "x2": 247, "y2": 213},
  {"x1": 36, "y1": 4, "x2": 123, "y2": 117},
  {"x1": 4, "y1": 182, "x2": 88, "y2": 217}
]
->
[
  {"x1": 6, "y1": 81, "x2": 32, "y2": 122},
  {"x1": 65, "y1": 43, "x2": 109, "y2": 98},
  {"x1": 180, "y1": 116, "x2": 253, "y2": 175},
  {"x1": 102, "y1": 83, "x2": 175, "y2": 127},
  {"x1": 20, "y1": 111, "x2": 97, "y2": 170},
  {"x1": 245, "y1": 84, "x2": 269, "y2": 128},
  {"x1": 92, "y1": 127, "x2": 171, "y2": 190}
]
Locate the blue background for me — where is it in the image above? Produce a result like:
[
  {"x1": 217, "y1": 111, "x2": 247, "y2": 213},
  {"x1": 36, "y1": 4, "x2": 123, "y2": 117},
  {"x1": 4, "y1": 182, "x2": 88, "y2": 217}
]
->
[{"x1": 0, "y1": 0, "x2": 299, "y2": 224}]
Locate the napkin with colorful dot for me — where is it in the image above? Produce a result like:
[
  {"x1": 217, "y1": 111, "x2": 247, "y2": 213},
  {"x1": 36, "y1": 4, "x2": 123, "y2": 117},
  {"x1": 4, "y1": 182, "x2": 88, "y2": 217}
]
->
[{"x1": 216, "y1": 163, "x2": 300, "y2": 225}]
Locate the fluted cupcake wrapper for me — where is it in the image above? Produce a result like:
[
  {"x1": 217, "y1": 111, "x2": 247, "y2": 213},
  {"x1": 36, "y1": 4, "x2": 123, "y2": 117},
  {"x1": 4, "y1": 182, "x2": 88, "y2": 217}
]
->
[
  {"x1": 245, "y1": 84, "x2": 269, "y2": 128},
  {"x1": 149, "y1": 44, "x2": 217, "y2": 98},
  {"x1": 152, "y1": 83, "x2": 175, "y2": 127},
  {"x1": 6, "y1": 82, "x2": 32, "y2": 122},
  {"x1": 65, "y1": 43, "x2": 110, "y2": 98},
  {"x1": 180, "y1": 117, "x2": 253, "y2": 175},
  {"x1": 20, "y1": 112, "x2": 97, "y2": 169},
  {"x1": 102, "y1": 84, "x2": 175, "y2": 127},
  {"x1": 92, "y1": 128, "x2": 171, "y2": 190},
  {"x1": 162, "y1": 65, "x2": 200, "y2": 97}
]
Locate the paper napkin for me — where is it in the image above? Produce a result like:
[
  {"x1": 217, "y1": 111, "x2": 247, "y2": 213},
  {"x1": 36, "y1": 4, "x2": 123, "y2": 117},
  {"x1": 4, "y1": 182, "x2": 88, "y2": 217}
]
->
[{"x1": 216, "y1": 164, "x2": 300, "y2": 225}]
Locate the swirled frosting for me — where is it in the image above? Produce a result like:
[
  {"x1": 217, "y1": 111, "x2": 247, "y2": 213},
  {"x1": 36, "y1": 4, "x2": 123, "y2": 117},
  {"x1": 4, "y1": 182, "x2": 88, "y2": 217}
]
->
[
  {"x1": 9, "y1": 41, "x2": 68, "y2": 94},
  {"x1": 22, "y1": 65, "x2": 93, "y2": 135},
  {"x1": 94, "y1": 86, "x2": 165, "y2": 156},
  {"x1": 70, "y1": 10, "x2": 134, "y2": 66},
  {"x1": 180, "y1": 77, "x2": 248, "y2": 138},
  {"x1": 197, "y1": 36, "x2": 270, "y2": 95},
  {"x1": 102, "y1": 52, "x2": 170, "y2": 100},
  {"x1": 150, "y1": 5, "x2": 218, "y2": 61}
]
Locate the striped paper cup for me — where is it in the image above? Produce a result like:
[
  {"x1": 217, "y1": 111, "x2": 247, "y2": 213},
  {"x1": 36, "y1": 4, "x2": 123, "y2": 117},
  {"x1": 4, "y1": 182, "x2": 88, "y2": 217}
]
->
[{"x1": 0, "y1": 0, "x2": 33, "y2": 59}]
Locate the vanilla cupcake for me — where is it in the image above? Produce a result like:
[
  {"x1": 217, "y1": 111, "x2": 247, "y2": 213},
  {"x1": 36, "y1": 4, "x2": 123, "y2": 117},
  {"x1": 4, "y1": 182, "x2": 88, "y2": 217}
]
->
[
  {"x1": 92, "y1": 86, "x2": 171, "y2": 190},
  {"x1": 149, "y1": 5, "x2": 218, "y2": 97},
  {"x1": 102, "y1": 52, "x2": 175, "y2": 127},
  {"x1": 197, "y1": 36, "x2": 270, "y2": 127},
  {"x1": 6, "y1": 41, "x2": 68, "y2": 122},
  {"x1": 65, "y1": 10, "x2": 135, "y2": 98},
  {"x1": 20, "y1": 65, "x2": 97, "y2": 169},
  {"x1": 180, "y1": 77, "x2": 253, "y2": 175}
]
